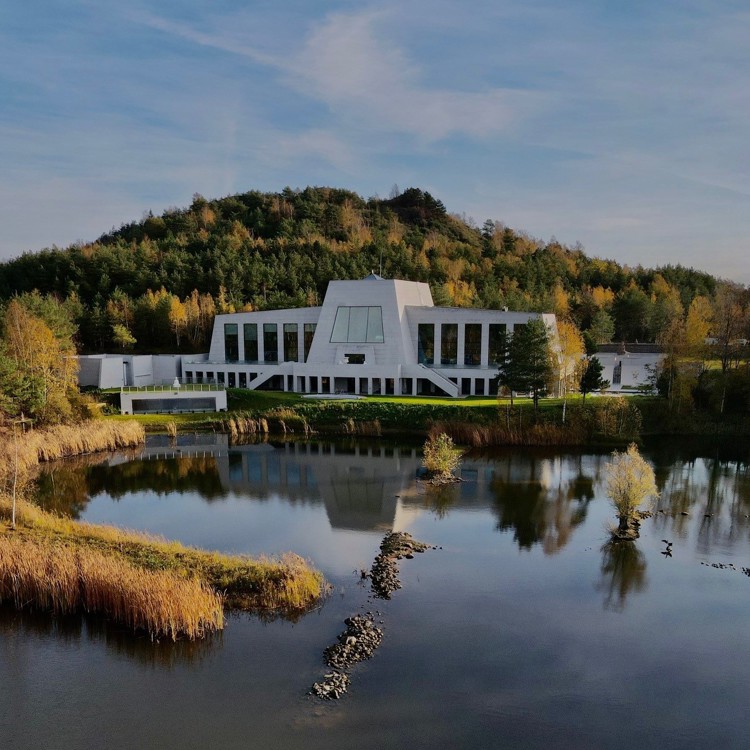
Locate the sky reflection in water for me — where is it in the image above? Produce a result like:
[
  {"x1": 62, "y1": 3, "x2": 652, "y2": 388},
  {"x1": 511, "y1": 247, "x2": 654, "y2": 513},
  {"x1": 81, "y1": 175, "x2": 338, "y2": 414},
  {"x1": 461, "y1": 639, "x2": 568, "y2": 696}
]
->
[{"x1": 4, "y1": 435, "x2": 750, "y2": 750}]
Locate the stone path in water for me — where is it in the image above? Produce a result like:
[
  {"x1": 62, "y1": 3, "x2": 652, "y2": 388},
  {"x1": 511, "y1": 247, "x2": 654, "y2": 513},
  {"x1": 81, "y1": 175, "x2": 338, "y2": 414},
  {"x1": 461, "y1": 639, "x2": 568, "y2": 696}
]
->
[{"x1": 310, "y1": 532, "x2": 434, "y2": 700}]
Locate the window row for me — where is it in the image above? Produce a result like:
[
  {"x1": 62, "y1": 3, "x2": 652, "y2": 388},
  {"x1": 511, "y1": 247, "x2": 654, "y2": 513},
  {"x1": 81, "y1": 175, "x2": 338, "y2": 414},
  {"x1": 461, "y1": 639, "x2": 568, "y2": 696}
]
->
[
  {"x1": 224, "y1": 322, "x2": 316, "y2": 363},
  {"x1": 418, "y1": 322, "x2": 519, "y2": 366}
]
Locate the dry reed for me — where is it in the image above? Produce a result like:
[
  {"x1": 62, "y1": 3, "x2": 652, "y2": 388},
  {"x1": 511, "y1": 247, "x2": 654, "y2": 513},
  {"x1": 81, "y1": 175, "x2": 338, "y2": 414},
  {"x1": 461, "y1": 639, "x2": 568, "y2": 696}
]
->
[
  {"x1": 429, "y1": 420, "x2": 587, "y2": 447},
  {"x1": 341, "y1": 418, "x2": 382, "y2": 437},
  {"x1": 0, "y1": 535, "x2": 223, "y2": 640},
  {"x1": 224, "y1": 409, "x2": 313, "y2": 439},
  {"x1": 0, "y1": 418, "x2": 325, "y2": 633},
  {"x1": 0, "y1": 495, "x2": 326, "y2": 615},
  {"x1": 0, "y1": 420, "x2": 145, "y2": 484}
]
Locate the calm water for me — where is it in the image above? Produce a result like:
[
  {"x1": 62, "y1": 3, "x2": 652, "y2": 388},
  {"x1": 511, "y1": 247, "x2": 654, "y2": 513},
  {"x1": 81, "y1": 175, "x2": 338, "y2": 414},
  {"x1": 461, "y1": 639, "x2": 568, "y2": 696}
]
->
[{"x1": 2, "y1": 435, "x2": 750, "y2": 750}]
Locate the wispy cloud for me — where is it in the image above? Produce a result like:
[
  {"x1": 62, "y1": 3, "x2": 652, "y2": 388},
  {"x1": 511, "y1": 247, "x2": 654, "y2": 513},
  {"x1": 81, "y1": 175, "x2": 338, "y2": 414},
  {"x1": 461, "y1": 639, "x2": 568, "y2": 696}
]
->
[{"x1": 134, "y1": 7, "x2": 544, "y2": 142}]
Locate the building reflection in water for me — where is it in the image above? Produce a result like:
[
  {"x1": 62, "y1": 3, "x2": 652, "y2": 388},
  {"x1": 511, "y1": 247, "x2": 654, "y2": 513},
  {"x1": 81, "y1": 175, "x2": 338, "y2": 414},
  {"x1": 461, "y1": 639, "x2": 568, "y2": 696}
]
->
[
  {"x1": 36, "y1": 437, "x2": 600, "y2": 552},
  {"x1": 35, "y1": 436, "x2": 750, "y2": 561}
]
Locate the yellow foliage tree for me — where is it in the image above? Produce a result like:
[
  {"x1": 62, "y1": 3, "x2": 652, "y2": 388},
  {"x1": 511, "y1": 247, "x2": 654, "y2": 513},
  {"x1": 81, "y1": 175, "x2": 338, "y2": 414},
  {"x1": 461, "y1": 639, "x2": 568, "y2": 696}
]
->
[
  {"x1": 2, "y1": 300, "x2": 78, "y2": 423},
  {"x1": 591, "y1": 285, "x2": 615, "y2": 310},
  {"x1": 685, "y1": 295, "x2": 712, "y2": 358},
  {"x1": 555, "y1": 319, "x2": 585, "y2": 394},
  {"x1": 605, "y1": 443, "x2": 659, "y2": 537},
  {"x1": 551, "y1": 283, "x2": 570, "y2": 317},
  {"x1": 166, "y1": 297, "x2": 186, "y2": 347}
]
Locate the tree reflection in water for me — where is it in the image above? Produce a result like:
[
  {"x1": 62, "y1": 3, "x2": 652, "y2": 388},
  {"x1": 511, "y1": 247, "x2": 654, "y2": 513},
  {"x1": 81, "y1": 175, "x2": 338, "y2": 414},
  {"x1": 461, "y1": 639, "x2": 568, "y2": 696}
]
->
[
  {"x1": 35, "y1": 455, "x2": 225, "y2": 518},
  {"x1": 597, "y1": 541, "x2": 647, "y2": 612},
  {"x1": 422, "y1": 482, "x2": 460, "y2": 518},
  {"x1": 0, "y1": 605, "x2": 220, "y2": 668},
  {"x1": 490, "y1": 471, "x2": 593, "y2": 554}
]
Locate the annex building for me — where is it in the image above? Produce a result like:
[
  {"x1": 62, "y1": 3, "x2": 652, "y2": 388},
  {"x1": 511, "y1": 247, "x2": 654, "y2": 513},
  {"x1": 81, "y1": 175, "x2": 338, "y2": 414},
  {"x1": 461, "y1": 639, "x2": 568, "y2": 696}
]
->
[{"x1": 181, "y1": 275, "x2": 558, "y2": 398}]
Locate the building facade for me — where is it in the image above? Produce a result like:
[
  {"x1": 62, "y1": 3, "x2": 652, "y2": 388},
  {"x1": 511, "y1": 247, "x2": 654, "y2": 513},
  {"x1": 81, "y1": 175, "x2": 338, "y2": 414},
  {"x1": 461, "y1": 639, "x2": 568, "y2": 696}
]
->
[
  {"x1": 182, "y1": 275, "x2": 558, "y2": 398},
  {"x1": 594, "y1": 343, "x2": 662, "y2": 392}
]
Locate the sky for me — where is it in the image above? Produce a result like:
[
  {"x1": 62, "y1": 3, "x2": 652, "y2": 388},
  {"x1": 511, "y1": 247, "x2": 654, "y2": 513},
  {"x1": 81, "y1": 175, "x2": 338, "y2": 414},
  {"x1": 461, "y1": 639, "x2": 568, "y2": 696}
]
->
[{"x1": 1, "y1": 0, "x2": 748, "y2": 282}]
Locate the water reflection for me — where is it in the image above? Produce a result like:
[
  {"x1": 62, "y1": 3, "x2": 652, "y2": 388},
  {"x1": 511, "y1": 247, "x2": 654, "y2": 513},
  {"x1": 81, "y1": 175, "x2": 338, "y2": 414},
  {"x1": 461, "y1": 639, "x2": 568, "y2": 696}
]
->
[
  {"x1": 651, "y1": 452, "x2": 750, "y2": 555},
  {"x1": 12, "y1": 437, "x2": 750, "y2": 750},
  {"x1": 0, "y1": 605, "x2": 220, "y2": 668},
  {"x1": 488, "y1": 454, "x2": 594, "y2": 554},
  {"x1": 421, "y1": 482, "x2": 460, "y2": 518},
  {"x1": 597, "y1": 541, "x2": 648, "y2": 612},
  {"x1": 32, "y1": 436, "x2": 750, "y2": 559}
]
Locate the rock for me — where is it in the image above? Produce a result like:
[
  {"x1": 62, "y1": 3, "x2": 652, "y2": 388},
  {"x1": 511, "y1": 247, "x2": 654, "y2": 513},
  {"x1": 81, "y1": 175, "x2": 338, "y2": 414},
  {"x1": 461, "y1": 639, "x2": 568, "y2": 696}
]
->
[
  {"x1": 312, "y1": 531, "x2": 431, "y2": 700},
  {"x1": 310, "y1": 671, "x2": 350, "y2": 700},
  {"x1": 370, "y1": 531, "x2": 429, "y2": 599}
]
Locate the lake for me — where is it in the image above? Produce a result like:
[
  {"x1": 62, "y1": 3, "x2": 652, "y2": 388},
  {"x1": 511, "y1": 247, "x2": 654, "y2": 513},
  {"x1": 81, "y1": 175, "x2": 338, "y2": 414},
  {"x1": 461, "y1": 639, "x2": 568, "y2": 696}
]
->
[{"x1": 2, "y1": 435, "x2": 750, "y2": 750}]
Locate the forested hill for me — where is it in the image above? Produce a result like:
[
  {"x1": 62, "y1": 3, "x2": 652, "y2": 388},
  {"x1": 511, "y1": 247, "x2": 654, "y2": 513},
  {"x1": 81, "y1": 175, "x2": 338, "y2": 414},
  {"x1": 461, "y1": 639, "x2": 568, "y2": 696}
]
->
[{"x1": 0, "y1": 186, "x2": 724, "y2": 353}]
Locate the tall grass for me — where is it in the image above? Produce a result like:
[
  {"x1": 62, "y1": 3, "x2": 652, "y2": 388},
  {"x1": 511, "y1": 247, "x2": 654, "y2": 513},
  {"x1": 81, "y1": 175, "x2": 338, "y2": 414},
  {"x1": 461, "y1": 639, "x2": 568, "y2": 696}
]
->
[
  {"x1": 0, "y1": 535, "x2": 223, "y2": 641},
  {"x1": 428, "y1": 420, "x2": 588, "y2": 447},
  {"x1": 0, "y1": 417, "x2": 325, "y2": 636},
  {"x1": 0, "y1": 496, "x2": 326, "y2": 615},
  {"x1": 341, "y1": 418, "x2": 382, "y2": 436},
  {"x1": 224, "y1": 408, "x2": 312, "y2": 439},
  {"x1": 0, "y1": 420, "x2": 145, "y2": 484}
]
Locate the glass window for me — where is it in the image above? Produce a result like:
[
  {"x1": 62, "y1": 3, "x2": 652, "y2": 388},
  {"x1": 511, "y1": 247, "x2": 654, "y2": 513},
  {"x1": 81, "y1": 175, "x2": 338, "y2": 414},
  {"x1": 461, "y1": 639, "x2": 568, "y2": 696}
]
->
[
  {"x1": 330, "y1": 307, "x2": 384, "y2": 343},
  {"x1": 263, "y1": 323, "x2": 278, "y2": 363},
  {"x1": 243, "y1": 323, "x2": 258, "y2": 362},
  {"x1": 441, "y1": 323, "x2": 458, "y2": 365},
  {"x1": 418, "y1": 324, "x2": 434, "y2": 364},
  {"x1": 304, "y1": 323, "x2": 316, "y2": 361},
  {"x1": 366, "y1": 307, "x2": 384, "y2": 343},
  {"x1": 464, "y1": 324, "x2": 482, "y2": 366},
  {"x1": 331, "y1": 307, "x2": 350, "y2": 342},
  {"x1": 224, "y1": 323, "x2": 239, "y2": 362},
  {"x1": 489, "y1": 323, "x2": 508, "y2": 366},
  {"x1": 348, "y1": 307, "x2": 368, "y2": 342},
  {"x1": 284, "y1": 323, "x2": 298, "y2": 362},
  {"x1": 512, "y1": 323, "x2": 526, "y2": 336}
]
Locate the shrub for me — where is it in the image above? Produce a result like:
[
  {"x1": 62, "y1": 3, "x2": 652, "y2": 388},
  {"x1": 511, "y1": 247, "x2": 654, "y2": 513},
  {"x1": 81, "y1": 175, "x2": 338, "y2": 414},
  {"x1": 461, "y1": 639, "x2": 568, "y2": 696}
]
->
[
  {"x1": 422, "y1": 432, "x2": 462, "y2": 479},
  {"x1": 605, "y1": 443, "x2": 658, "y2": 536}
]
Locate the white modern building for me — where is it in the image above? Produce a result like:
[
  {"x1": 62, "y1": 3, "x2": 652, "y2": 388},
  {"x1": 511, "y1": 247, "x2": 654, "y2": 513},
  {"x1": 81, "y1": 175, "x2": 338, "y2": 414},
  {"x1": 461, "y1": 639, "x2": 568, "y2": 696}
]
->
[
  {"x1": 181, "y1": 274, "x2": 558, "y2": 398},
  {"x1": 594, "y1": 343, "x2": 663, "y2": 392},
  {"x1": 78, "y1": 353, "x2": 181, "y2": 390}
]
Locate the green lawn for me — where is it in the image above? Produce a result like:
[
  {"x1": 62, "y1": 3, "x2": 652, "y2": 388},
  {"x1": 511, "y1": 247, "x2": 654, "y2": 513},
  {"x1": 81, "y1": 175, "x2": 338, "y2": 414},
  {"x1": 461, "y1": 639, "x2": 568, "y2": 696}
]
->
[{"x1": 103, "y1": 388, "x2": 654, "y2": 432}]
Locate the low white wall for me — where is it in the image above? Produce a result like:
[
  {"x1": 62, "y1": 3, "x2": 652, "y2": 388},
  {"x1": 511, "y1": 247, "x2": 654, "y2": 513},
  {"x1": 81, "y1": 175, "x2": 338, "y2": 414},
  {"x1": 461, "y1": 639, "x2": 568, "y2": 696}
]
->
[{"x1": 120, "y1": 388, "x2": 227, "y2": 415}]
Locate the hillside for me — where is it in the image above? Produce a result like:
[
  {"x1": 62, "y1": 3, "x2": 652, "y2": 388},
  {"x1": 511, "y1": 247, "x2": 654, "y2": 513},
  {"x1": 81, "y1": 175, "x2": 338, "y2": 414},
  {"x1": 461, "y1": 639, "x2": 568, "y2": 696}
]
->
[{"x1": 0, "y1": 186, "x2": 724, "y2": 353}]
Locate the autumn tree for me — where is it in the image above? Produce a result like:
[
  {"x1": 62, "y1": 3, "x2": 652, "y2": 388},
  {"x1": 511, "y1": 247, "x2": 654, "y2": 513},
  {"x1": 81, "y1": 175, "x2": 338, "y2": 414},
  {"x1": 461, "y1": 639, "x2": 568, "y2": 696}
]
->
[
  {"x1": 605, "y1": 444, "x2": 659, "y2": 539},
  {"x1": 1, "y1": 299, "x2": 78, "y2": 423},
  {"x1": 704, "y1": 284, "x2": 749, "y2": 415},
  {"x1": 168, "y1": 296, "x2": 188, "y2": 347},
  {"x1": 555, "y1": 319, "x2": 585, "y2": 421},
  {"x1": 112, "y1": 323, "x2": 136, "y2": 351}
]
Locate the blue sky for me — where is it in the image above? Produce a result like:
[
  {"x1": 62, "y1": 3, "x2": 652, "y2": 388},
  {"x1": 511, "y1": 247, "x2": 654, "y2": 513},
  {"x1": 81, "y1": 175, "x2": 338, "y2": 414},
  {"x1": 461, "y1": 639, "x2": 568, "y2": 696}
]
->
[{"x1": 1, "y1": 0, "x2": 748, "y2": 282}]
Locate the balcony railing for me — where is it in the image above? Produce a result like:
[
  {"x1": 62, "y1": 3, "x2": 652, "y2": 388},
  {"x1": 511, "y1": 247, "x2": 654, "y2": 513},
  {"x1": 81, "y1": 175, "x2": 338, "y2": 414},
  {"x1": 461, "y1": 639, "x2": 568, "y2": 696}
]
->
[{"x1": 121, "y1": 383, "x2": 225, "y2": 393}]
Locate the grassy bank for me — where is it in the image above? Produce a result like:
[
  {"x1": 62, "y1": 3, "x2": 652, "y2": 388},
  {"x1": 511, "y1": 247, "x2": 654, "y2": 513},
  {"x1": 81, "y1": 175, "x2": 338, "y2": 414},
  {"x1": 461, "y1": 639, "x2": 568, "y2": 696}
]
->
[
  {"x1": 216, "y1": 393, "x2": 643, "y2": 446},
  {"x1": 100, "y1": 387, "x2": 750, "y2": 443},
  {"x1": 0, "y1": 533, "x2": 223, "y2": 641},
  {"x1": 0, "y1": 419, "x2": 326, "y2": 639},
  {"x1": 102, "y1": 391, "x2": 645, "y2": 445},
  {"x1": 1, "y1": 495, "x2": 325, "y2": 609}
]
